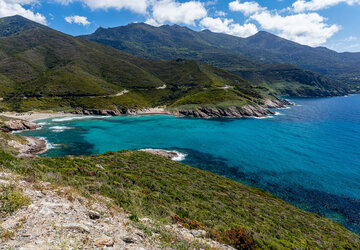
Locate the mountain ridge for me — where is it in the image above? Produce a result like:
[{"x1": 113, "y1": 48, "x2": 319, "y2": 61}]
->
[
  {"x1": 81, "y1": 22, "x2": 356, "y2": 96},
  {"x1": 0, "y1": 15, "x2": 285, "y2": 118}
]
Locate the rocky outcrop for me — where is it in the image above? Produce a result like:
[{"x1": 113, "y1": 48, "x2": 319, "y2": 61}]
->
[
  {"x1": 171, "y1": 98, "x2": 292, "y2": 119},
  {"x1": 139, "y1": 149, "x2": 185, "y2": 161},
  {"x1": 0, "y1": 119, "x2": 39, "y2": 132},
  {"x1": 73, "y1": 109, "x2": 125, "y2": 116},
  {"x1": 171, "y1": 104, "x2": 272, "y2": 118},
  {"x1": 263, "y1": 98, "x2": 292, "y2": 108},
  {"x1": 73, "y1": 107, "x2": 170, "y2": 116},
  {"x1": 8, "y1": 137, "x2": 47, "y2": 158},
  {"x1": 72, "y1": 98, "x2": 292, "y2": 119}
]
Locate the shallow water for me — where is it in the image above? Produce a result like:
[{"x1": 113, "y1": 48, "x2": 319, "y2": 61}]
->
[{"x1": 20, "y1": 95, "x2": 360, "y2": 233}]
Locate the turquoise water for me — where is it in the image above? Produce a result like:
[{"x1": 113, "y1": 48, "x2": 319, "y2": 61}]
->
[{"x1": 20, "y1": 95, "x2": 360, "y2": 233}]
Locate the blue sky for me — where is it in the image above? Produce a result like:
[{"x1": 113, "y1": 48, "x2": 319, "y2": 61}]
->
[{"x1": 1, "y1": 0, "x2": 360, "y2": 52}]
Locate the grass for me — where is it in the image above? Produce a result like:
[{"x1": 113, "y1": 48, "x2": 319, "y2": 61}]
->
[{"x1": 0, "y1": 149, "x2": 359, "y2": 249}]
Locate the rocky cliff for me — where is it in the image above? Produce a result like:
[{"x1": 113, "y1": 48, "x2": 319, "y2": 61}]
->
[
  {"x1": 72, "y1": 98, "x2": 291, "y2": 119},
  {"x1": 171, "y1": 98, "x2": 291, "y2": 118}
]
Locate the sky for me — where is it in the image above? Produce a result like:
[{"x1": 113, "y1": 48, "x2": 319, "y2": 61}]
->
[{"x1": 1, "y1": 0, "x2": 359, "y2": 52}]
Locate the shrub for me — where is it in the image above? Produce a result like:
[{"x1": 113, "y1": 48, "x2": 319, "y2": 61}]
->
[
  {"x1": 0, "y1": 185, "x2": 31, "y2": 217},
  {"x1": 221, "y1": 226, "x2": 255, "y2": 250}
]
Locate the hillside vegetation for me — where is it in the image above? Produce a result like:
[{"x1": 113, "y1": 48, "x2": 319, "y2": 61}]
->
[
  {"x1": 0, "y1": 15, "x2": 277, "y2": 114},
  {"x1": 82, "y1": 23, "x2": 355, "y2": 96},
  {"x1": 0, "y1": 136, "x2": 359, "y2": 249}
]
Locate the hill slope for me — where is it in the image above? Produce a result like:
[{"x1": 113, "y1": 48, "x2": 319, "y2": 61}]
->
[
  {"x1": 81, "y1": 23, "x2": 354, "y2": 96},
  {"x1": 0, "y1": 15, "x2": 281, "y2": 117},
  {"x1": 0, "y1": 129, "x2": 359, "y2": 249}
]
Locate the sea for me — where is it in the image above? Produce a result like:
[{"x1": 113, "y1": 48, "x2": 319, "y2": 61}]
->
[{"x1": 19, "y1": 95, "x2": 360, "y2": 233}]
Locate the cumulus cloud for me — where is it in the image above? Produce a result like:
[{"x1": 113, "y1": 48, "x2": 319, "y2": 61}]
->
[
  {"x1": 229, "y1": 0, "x2": 265, "y2": 15},
  {"x1": 250, "y1": 11, "x2": 341, "y2": 46},
  {"x1": 0, "y1": 0, "x2": 47, "y2": 24},
  {"x1": 226, "y1": 0, "x2": 341, "y2": 46},
  {"x1": 151, "y1": 0, "x2": 207, "y2": 26},
  {"x1": 65, "y1": 15, "x2": 90, "y2": 26},
  {"x1": 293, "y1": 0, "x2": 360, "y2": 12},
  {"x1": 55, "y1": 0, "x2": 150, "y2": 14},
  {"x1": 200, "y1": 17, "x2": 258, "y2": 37},
  {"x1": 145, "y1": 18, "x2": 162, "y2": 27}
]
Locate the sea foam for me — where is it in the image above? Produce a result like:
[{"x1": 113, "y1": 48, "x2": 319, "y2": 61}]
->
[
  {"x1": 49, "y1": 126, "x2": 73, "y2": 132},
  {"x1": 52, "y1": 116, "x2": 93, "y2": 122}
]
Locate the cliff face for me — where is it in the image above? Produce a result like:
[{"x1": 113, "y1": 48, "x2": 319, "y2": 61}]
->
[
  {"x1": 73, "y1": 98, "x2": 291, "y2": 119},
  {"x1": 171, "y1": 98, "x2": 290, "y2": 118},
  {"x1": 171, "y1": 104, "x2": 274, "y2": 118}
]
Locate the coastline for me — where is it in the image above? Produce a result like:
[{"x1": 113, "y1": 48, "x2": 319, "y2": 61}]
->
[
  {"x1": 0, "y1": 111, "x2": 76, "y2": 122},
  {"x1": 0, "y1": 97, "x2": 293, "y2": 122}
]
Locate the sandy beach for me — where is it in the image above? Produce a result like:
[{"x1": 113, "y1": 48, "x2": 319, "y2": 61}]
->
[{"x1": 0, "y1": 111, "x2": 76, "y2": 122}]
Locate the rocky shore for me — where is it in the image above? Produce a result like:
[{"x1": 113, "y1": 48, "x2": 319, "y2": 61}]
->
[
  {"x1": 7, "y1": 137, "x2": 48, "y2": 158},
  {"x1": 139, "y1": 149, "x2": 186, "y2": 161},
  {"x1": 0, "y1": 117, "x2": 47, "y2": 157},
  {"x1": 73, "y1": 98, "x2": 292, "y2": 119},
  {"x1": 72, "y1": 107, "x2": 170, "y2": 116},
  {"x1": 171, "y1": 98, "x2": 292, "y2": 119}
]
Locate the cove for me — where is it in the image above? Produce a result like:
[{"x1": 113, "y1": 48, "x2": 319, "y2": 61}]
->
[{"x1": 19, "y1": 95, "x2": 360, "y2": 233}]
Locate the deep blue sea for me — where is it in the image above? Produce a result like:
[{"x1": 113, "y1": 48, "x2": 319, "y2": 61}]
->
[{"x1": 19, "y1": 95, "x2": 360, "y2": 233}]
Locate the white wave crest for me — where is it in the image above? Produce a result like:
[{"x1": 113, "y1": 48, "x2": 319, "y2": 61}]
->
[
  {"x1": 49, "y1": 126, "x2": 73, "y2": 132},
  {"x1": 171, "y1": 151, "x2": 187, "y2": 161},
  {"x1": 52, "y1": 116, "x2": 94, "y2": 122},
  {"x1": 252, "y1": 115, "x2": 274, "y2": 119},
  {"x1": 37, "y1": 122, "x2": 49, "y2": 126}
]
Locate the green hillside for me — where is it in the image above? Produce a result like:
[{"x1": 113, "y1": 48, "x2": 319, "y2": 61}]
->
[
  {"x1": 81, "y1": 23, "x2": 354, "y2": 96},
  {"x1": 0, "y1": 131, "x2": 359, "y2": 249},
  {"x1": 0, "y1": 15, "x2": 272, "y2": 113}
]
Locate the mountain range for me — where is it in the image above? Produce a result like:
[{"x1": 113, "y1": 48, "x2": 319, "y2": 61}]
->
[
  {"x1": 82, "y1": 22, "x2": 360, "y2": 95},
  {"x1": 0, "y1": 15, "x2": 358, "y2": 115}
]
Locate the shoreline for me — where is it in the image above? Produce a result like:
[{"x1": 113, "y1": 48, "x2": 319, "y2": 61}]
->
[
  {"x1": 0, "y1": 111, "x2": 76, "y2": 122},
  {"x1": 0, "y1": 97, "x2": 294, "y2": 124}
]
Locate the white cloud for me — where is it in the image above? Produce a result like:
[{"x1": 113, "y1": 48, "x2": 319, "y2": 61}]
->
[
  {"x1": 0, "y1": 0, "x2": 47, "y2": 24},
  {"x1": 229, "y1": 0, "x2": 266, "y2": 15},
  {"x1": 293, "y1": 0, "x2": 360, "y2": 12},
  {"x1": 145, "y1": 18, "x2": 162, "y2": 26},
  {"x1": 250, "y1": 11, "x2": 341, "y2": 46},
  {"x1": 55, "y1": 0, "x2": 151, "y2": 14},
  {"x1": 200, "y1": 17, "x2": 258, "y2": 37},
  {"x1": 151, "y1": 0, "x2": 207, "y2": 26},
  {"x1": 65, "y1": 15, "x2": 90, "y2": 26}
]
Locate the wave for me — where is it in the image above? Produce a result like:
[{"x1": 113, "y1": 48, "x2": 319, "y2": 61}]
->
[
  {"x1": 40, "y1": 137, "x2": 59, "y2": 150},
  {"x1": 252, "y1": 115, "x2": 274, "y2": 119},
  {"x1": 49, "y1": 126, "x2": 73, "y2": 132},
  {"x1": 171, "y1": 151, "x2": 187, "y2": 161},
  {"x1": 52, "y1": 116, "x2": 94, "y2": 122},
  {"x1": 37, "y1": 122, "x2": 49, "y2": 126}
]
